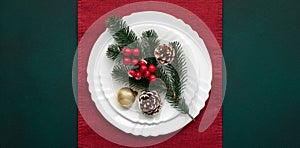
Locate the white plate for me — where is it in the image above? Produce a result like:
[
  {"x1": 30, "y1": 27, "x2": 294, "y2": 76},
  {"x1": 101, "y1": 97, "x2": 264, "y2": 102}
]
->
[{"x1": 87, "y1": 11, "x2": 212, "y2": 136}]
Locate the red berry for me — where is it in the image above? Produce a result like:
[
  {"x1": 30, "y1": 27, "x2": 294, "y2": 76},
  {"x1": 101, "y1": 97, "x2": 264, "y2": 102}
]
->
[
  {"x1": 131, "y1": 58, "x2": 139, "y2": 65},
  {"x1": 149, "y1": 75, "x2": 156, "y2": 82},
  {"x1": 123, "y1": 57, "x2": 131, "y2": 65},
  {"x1": 148, "y1": 64, "x2": 156, "y2": 73},
  {"x1": 121, "y1": 47, "x2": 126, "y2": 52},
  {"x1": 128, "y1": 70, "x2": 136, "y2": 77},
  {"x1": 123, "y1": 48, "x2": 131, "y2": 56},
  {"x1": 144, "y1": 71, "x2": 150, "y2": 78},
  {"x1": 139, "y1": 59, "x2": 147, "y2": 66},
  {"x1": 135, "y1": 72, "x2": 142, "y2": 80},
  {"x1": 132, "y1": 48, "x2": 140, "y2": 57},
  {"x1": 140, "y1": 65, "x2": 148, "y2": 73}
]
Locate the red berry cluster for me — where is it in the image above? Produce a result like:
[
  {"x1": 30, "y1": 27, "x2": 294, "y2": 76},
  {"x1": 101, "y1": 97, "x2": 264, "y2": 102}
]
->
[
  {"x1": 128, "y1": 60, "x2": 157, "y2": 82},
  {"x1": 122, "y1": 47, "x2": 140, "y2": 65}
]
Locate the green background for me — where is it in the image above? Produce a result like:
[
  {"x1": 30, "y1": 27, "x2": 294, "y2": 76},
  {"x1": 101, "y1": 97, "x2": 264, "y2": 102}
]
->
[
  {"x1": 223, "y1": 0, "x2": 300, "y2": 147},
  {"x1": 0, "y1": 0, "x2": 299, "y2": 147}
]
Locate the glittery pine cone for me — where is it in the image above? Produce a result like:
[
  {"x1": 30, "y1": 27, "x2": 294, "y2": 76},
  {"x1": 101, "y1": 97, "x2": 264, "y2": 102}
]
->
[
  {"x1": 138, "y1": 91, "x2": 162, "y2": 115},
  {"x1": 154, "y1": 44, "x2": 175, "y2": 65}
]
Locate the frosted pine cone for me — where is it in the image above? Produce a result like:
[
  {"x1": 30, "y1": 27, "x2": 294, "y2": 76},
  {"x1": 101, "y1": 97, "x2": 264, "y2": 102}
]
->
[
  {"x1": 138, "y1": 91, "x2": 162, "y2": 115},
  {"x1": 154, "y1": 44, "x2": 175, "y2": 65}
]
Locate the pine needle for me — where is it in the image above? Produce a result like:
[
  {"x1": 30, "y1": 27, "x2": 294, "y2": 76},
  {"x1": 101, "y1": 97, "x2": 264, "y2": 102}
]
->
[
  {"x1": 155, "y1": 42, "x2": 194, "y2": 120},
  {"x1": 106, "y1": 44, "x2": 121, "y2": 60},
  {"x1": 141, "y1": 30, "x2": 160, "y2": 58},
  {"x1": 106, "y1": 15, "x2": 137, "y2": 47}
]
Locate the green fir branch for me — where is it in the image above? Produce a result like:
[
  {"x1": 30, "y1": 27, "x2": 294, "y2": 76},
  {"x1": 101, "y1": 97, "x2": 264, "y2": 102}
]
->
[
  {"x1": 165, "y1": 64, "x2": 193, "y2": 120},
  {"x1": 169, "y1": 41, "x2": 188, "y2": 97},
  {"x1": 106, "y1": 15, "x2": 137, "y2": 47},
  {"x1": 141, "y1": 30, "x2": 160, "y2": 58},
  {"x1": 106, "y1": 44, "x2": 121, "y2": 60},
  {"x1": 144, "y1": 57, "x2": 158, "y2": 66},
  {"x1": 155, "y1": 42, "x2": 194, "y2": 120}
]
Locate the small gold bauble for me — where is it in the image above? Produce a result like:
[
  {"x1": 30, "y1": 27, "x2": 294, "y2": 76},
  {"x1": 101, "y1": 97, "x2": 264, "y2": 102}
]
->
[{"x1": 117, "y1": 87, "x2": 137, "y2": 108}]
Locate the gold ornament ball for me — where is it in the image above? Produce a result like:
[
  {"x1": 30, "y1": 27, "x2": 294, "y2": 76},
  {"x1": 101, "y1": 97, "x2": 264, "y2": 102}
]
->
[{"x1": 117, "y1": 87, "x2": 137, "y2": 108}]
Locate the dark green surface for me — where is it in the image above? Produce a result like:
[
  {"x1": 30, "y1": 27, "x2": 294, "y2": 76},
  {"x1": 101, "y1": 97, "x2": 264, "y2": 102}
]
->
[
  {"x1": 223, "y1": 0, "x2": 300, "y2": 147},
  {"x1": 0, "y1": 0, "x2": 77, "y2": 147},
  {"x1": 0, "y1": 0, "x2": 299, "y2": 147}
]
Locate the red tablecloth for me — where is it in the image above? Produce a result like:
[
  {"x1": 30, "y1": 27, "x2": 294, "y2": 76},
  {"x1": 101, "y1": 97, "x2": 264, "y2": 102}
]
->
[{"x1": 78, "y1": 0, "x2": 222, "y2": 147}]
